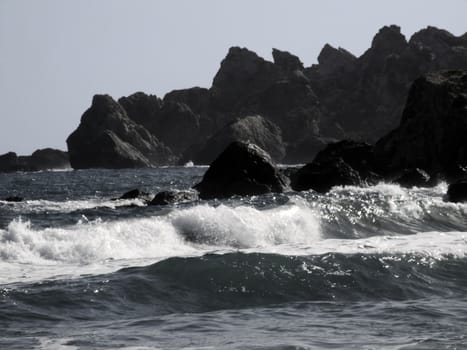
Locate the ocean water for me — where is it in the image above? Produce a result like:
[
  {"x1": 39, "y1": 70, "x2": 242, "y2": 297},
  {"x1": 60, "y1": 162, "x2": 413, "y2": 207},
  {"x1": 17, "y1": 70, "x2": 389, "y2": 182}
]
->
[{"x1": 1, "y1": 167, "x2": 466, "y2": 349}]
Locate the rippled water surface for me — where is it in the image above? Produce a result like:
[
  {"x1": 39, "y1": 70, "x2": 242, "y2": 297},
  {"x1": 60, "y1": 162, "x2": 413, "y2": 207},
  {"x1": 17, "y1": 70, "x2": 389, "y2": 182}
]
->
[{"x1": 1, "y1": 168, "x2": 466, "y2": 349}]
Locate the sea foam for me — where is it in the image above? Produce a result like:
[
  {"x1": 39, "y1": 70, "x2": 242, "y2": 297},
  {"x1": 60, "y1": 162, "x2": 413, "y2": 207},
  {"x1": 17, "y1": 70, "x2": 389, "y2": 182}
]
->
[
  {"x1": 0, "y1": 202, "x2": 319, "y2": 264},
  {"x1": 1, "y1": 198, "x2": 466, "y2": 283}
]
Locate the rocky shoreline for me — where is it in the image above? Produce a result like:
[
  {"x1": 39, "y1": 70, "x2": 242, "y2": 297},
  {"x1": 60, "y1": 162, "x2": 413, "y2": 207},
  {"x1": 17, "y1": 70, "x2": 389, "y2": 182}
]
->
[{"x1": 1, "y1": 25, "x2": 466, "y2": 201}]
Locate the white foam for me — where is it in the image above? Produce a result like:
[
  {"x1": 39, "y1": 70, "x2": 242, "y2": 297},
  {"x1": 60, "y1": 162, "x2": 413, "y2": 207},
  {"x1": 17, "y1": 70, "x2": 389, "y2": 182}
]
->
[
  {"x1": 0, "y1": 202, "x2": 320, "y2": 283},
  {"x1": 1, "y1": 198, "x2": 466, "y2": 284},
  {"x1": 170, "y1": 203, "x2": 320, "y2": 248},
  {"x1": 1, "y1": 198, "x2": 147, "y2": 213},
  {"x1": 249, "y1": 231, "x2": 467, "y2": 260}
]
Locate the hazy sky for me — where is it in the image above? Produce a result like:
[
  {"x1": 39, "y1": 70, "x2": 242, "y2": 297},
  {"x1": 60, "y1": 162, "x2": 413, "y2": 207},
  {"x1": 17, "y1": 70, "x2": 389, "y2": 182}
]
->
[{"x1": 1, "y1": 0, "x2": 466, "y2": 154}]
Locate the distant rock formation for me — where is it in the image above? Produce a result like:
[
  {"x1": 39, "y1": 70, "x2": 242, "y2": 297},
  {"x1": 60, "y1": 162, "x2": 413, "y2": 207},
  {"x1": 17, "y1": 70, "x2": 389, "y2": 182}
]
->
[
  {"x1": 0, "y1": 152, "x2": 18, "y2": 172},
  {"x1": 66, "y1": 25, "x2": 467, "y2": 168},
  {"x1": 376, "y1": 70, "x2": 467, "y2": 182},
  {"x1": 293, "y1": 69, "x2": 467, "y2": 193},
  {"x1": 67, "y1": 94, "x2": 174, "y2": 169},
  {"x1": 186, "y1": 115, "x2": 286, "y2": 164},
  {"x1": 309, "y1": 25, "x2": 467, "y2": 143},
  {"x1": 0, "y1": 149, "x2": 69, "y2": 172}
]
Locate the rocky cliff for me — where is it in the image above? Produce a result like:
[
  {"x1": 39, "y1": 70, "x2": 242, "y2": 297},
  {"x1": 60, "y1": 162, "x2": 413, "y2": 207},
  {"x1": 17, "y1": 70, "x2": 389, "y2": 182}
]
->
[
  {"x1": 66, "y1": 25, "x2": 467, "y2": 168},
  {"x1": 376, "y1": 70, "x2": 467, "y2": 181},
  {"x1": 67, "y1": 95, "x2": 174, "y2": 169}
]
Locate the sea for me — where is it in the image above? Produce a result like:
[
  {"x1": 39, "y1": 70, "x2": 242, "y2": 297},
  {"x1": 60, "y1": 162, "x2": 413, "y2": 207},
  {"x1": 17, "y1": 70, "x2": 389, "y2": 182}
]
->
[{"x1": 1, "y1": 167, "x2": 466, "y2": 349}]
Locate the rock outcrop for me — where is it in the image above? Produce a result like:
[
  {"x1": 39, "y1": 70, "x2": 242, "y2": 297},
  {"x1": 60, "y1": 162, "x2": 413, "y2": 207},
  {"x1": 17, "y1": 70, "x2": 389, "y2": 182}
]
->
[
  {"x1": 117, "y1": 92, "x2": 162, "y2": 134},
  {"x1": 27, "y1": 149, "x2": 70, "y2": 170},
  {"x1": 194, "y1": 142, "x2": 287, "y2": 199},
  {"x1": 210, "y1": 47, "x2": 281, "y2": 111},
  {"x1": 0, "y1": 152, "x2": 18, "y2": 172},
  {"x1": 67, "y1": 95, "x2": 174, "y2": 169},
  {"x1": 290, "y1": 140, "x2": 379, "y2": 193},
  {"x1": 114, "y1": 189, "x2": 152, "y2": 201},
  {"x1": 310, "y1": 25, "x2": 467, "y2": 142},
  {"x1": 188, "y1": 115, "x2": 286, "y2": 164},
  {"x1": 149, "y1": 190, "x2": 198, "y2": 205},
  {"x1": 292, "y1": 69, "x2": 466, "y2": 193},
  {"x1": 66, "y1": 25, "x2": 467, "y2": 168},
  {"x1": 446, "y1": 181, "x2": 467, "y2": 203},
  {"x1": 272, "y1": 48, "x2": 304, "y2": 72},
  {"x1": 376, "y1": 70, "x2": 467, "y2": 181},
  {"x1": 0, "y1": 149, "x2": 69, "y2": 172}
]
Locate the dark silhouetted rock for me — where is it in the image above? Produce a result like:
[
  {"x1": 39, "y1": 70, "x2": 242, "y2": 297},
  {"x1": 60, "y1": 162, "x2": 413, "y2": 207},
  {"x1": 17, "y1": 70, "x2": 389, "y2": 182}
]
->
[
  {"x1": 272, "y1": 48, "x2": 304, "y2": 72},
  {"x1": 0, "y1": 152, "x2": 18, "y2": 172},
  {"x1": 291, "y1": 140, "x2": 381, "y2": 193},
  {"x1": 313, "y1": 140, "x2": 379, "y2": 179},
  {"x1": 28, "y1": 148, "x2": 69, "y2": 170},
  {"x1": 240, "y1": 79, "x2": 325, "y2": 159},
  {"x1": 156, "y1": 101, "x2": 201, "y2": 155},
  {"x1": 311, "y1": 25, "x2": 467, "y2": 143},
  {"x1": 0, "y1": 149, "x2": 69, "y2": 172},
  {"x1": 149, "y1": 190, "x2": 198, "y2": 205},
  {"x1": 393, "y1": 168, "x2": 433, "y2": 188},
  {"x1": 67, "y1": 95, "x2": 174, "y2": 169},
  {"x1": 119, "y1": 89, "x2": 210, "y2": 159},
  {"x1": 409, "y1": 26, "x2": 467, "y2": 65},
  {"x1": 371, "y1": 25, "x2": 408, "y2": 55},
  {"x1": 194, "y1": 142, "x2": 287, "y2": 199},
  {"x1": 66, "y1": 25, "x2": 467, "y2": 167},
  {"x1": 284, "y1": 136, "x2": 334, "y2": 165},
  {"x1": 315, "y1": 44, "x2": 357, "y2": 75},
  {"x1": 291, "y1": 158, "x2": 362, "y2": 193},
  {"x1": 376, "y1": 70, "x2": 467, "y2": 181},
  {"x1": 189, "y1": 115, "x2": 285, "y2": 164},
  {"x1": 115, "y1": 189, "x2": 151, "y2": 201},
  {"x1": 118, "y1": 92, "x2": 162, "y2": 133},
  {"x1": 211, "y1": 47, "x2": 281, "y2": 110},
  {"x1": 446, "y1": 181, "x2": 467, "y2": 203},
  {"x1": 164, "y1": 87, "x2": 211, "y2": 114},
  {"x1": 4, "y1": 196, "x2": 23, "y2": 202}
]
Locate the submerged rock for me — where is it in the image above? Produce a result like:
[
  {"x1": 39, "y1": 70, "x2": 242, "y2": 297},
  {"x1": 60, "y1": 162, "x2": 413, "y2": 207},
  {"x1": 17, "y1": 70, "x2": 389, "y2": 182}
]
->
[
  {"x1": 4, "y1": 196, "x2": 23, "y2": 202},
  {"x1": 114, "y1": 189, "x2": 152, "y2": 201},
  {"x1": 194, "y1": 141, "x2": 287, "y2": 199},
  {"x1": 149, "y1": 190, "x2": 198, "y2": 205},
  {"x1": 446, "y1": 181, "x2": 467, "y2": 203}
]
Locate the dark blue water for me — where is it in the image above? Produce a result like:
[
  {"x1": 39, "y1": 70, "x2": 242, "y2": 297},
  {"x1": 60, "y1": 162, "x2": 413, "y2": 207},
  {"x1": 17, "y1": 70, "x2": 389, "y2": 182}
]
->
[{"x1": 1, "y1": 168, "x2": 466, "y2": 349}]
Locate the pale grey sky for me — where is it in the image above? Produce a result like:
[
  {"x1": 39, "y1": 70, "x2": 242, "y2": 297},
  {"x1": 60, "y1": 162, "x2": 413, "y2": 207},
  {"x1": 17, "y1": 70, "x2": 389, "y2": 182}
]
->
[{"x1": 1, "y1": 0, "x2": 466, "y2": 154}]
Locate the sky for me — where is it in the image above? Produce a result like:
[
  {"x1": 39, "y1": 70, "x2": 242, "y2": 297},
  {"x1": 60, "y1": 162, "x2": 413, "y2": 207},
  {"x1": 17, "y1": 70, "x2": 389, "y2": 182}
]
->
[{"x1": 1, "y1": 0, "x2": 466, "y2": 154}]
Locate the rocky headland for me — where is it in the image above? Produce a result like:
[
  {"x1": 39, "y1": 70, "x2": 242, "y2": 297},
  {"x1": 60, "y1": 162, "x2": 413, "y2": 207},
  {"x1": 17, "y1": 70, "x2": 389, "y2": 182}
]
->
[{"x1": 66, "y1": 25, "x2": 467, "y2": 168}]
